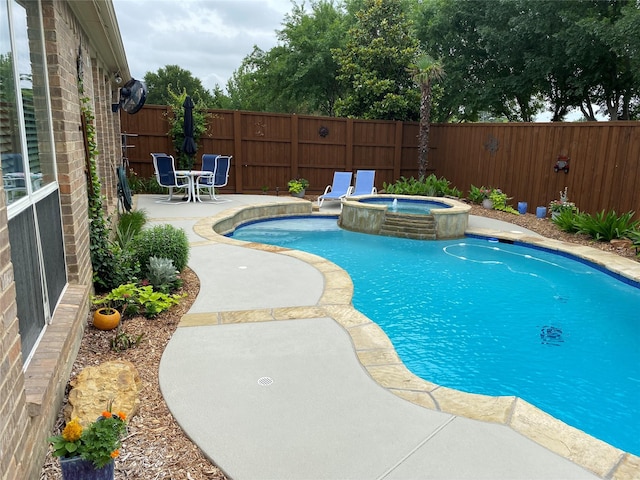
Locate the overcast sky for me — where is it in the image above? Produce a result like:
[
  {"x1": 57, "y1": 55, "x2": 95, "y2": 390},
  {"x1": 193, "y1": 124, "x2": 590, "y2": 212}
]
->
[{"x1": 112, "y1": 0, "x2": 295, "y2": 93}]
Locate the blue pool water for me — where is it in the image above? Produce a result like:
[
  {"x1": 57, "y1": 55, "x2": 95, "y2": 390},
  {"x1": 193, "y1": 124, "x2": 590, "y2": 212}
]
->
[
  {"x1": 231, "y1": 216, "x2": 640, "y2": 456},
  {"x1": 360, "y1": 197, "x2": 451, "y2": 215}
]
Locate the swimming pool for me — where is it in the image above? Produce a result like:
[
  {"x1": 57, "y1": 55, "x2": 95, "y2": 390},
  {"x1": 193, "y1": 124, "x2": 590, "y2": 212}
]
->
[{"x1": 231, "y1": 216, "x2": 640, "y2": 456}]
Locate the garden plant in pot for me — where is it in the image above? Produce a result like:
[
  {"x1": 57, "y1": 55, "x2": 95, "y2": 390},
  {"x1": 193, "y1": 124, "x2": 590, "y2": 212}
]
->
[
  {"x1": 549, "y1": 187, "x2": 577, "y2": 219},
  {"x1": 288, "y1": 178, "x2": 309, "y2": 198},
  {"x1": 49, "y1": 408, "x2": 127, "y2": 480},
  {"x1": 481, "y1": 188, "x2": 494, "y2": 209},
  {"x1": 468, "y1": 185, "x2": 494, "y2": 209},
  {"x1": 91, "y1": 283, "x2": 140, "y2": 330},
  {"x1": 92, "y1": 306, "x2": 121, "y2": 331},
  {"x1": 91, "y1": 295, "x2": 126, "y2": 331}
]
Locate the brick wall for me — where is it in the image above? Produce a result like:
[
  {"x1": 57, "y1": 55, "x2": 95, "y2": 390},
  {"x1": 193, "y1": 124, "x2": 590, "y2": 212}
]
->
[
  {"x1": 0, "y1": 190, "x2": 28, "y2": 479},
  {"x1": 0, "y1": 1, "x2": 122, "y2": 478}
]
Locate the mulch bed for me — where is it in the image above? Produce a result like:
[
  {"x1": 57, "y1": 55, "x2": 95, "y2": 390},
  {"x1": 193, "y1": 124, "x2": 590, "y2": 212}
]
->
[{"x1": 40, "y1": 268, "x2": 227, "y2": 480}]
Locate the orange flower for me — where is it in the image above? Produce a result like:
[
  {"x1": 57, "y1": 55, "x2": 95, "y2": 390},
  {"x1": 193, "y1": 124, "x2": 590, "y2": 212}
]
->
[
  {"x1": 101, "y1": 411, "x2": 112, "y2": 418},
  {"x1": 116, "y1": 411, "x2": 127, "y2": 421},
  {"x1": 61, "y1": 419, "x2": 83, "y2": 442},
  {"x1": 110, "y1": 449, "x2": 120, "y2": 458}
]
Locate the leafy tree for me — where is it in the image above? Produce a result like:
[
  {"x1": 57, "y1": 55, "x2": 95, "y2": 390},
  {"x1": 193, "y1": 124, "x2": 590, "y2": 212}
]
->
[
  {"x1": 475, "y1": 1, "x2": 544, "y2": 122},
  {"x1": 0, "y1": 52, "x2": 16, "y2": 105},
  {"x1": 509, "y1": 0, "x2": 638, "y2": 121},
  {"x1": 614, "y1": 2, "x2": 640, "y2": 119},
  {"x1": 226, "y1": 47, "x2": 274, "y2": 112},
  {"x1": 210, "y1": 85, "x2": 233, "y2": 109},
  {"x1": 572, "y1": 0, "x2": 639, "y2": 120},
  {"x1": 144, "y1": 65, "x2": 214, "y2": 106},
  {"x1": 416, "y1": 0, "x2": 639, "y2": 122},
  {"x1": 274, "y1": 0, "x2": 346, "y2": 115},
  {"x1": 226, "y1": 1, "x2": 347, "y2": 115},
  {"x1": 416, "y1": 0, "x2": 543, "y2": 122},
  {"x1": 413, "y1": 0, "x2": 489, "y2": 122},
  {"x1": 409, "y1": 54, "x2": 444, "y2": 177},
  {"x1": 166, "y1": 87, "x2": 210, "y2": 169},
  {"x1": 333, "y1": 0, "x2": 420, "y2": 120}
]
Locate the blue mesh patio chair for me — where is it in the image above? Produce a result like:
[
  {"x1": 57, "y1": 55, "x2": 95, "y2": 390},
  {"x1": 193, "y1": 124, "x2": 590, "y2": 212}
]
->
[
  {"x1": 347, "y1": 170, "x2": 377, "y2": 197},
  {"x1": 195, "y1": 154, "x2": 232, "y2": 202},
  {"x1": 151, "y1": 153, "x2": 189, "y2": 202},
  {"x1": 317, "y1": 171, "x2": 352, "y2": 208}
]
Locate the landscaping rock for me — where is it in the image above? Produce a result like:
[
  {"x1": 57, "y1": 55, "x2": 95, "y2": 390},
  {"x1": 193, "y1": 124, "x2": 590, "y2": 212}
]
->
[
  {"x1": 610, "y1": 238, "x2": 633, "y2": 250},
  {"x1": 64, "y1": 360, "x2": 141, "y2": 425}
]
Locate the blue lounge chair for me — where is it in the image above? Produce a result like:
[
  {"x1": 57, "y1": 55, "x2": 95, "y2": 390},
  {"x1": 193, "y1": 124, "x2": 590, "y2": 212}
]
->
[
  {"x1": 151, "y1": 153, "x2": 189, "y2": 202},
  {"x1": 317, "y1": 171, "x2": 352, "y2": 208},
  {"x1": 348, "y1": 170, "x2": 377, "y2": 197},
  {"x1": 195, "y1": 154, "x2": 232, "y2": 202}
]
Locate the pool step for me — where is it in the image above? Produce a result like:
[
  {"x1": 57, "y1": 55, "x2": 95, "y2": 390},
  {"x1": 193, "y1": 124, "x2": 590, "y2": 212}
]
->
[{"x1": 379, "y1": 213, "x2": 437, "y2": 240}]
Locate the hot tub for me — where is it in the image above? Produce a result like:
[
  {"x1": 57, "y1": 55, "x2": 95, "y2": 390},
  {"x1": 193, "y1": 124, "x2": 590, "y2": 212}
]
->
[{"x1": 340, "y1": 194, "x2": 471, "y2": 239}]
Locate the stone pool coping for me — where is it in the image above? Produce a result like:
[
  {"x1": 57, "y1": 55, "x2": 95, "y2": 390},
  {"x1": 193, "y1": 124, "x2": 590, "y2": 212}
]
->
[{"x1": 188, "y1": 199, "x2": 640, "y2": 479}]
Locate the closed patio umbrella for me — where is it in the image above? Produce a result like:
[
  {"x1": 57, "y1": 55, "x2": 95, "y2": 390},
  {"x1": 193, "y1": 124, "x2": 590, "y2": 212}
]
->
[{"x1": 181, "y1": 95, "x2": 197, "y2": 165}]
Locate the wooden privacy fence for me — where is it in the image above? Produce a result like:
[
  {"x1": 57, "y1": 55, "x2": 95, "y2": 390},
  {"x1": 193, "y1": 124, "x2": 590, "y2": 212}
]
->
[
  {"x1": 430, "y1": 122, "x2": 639, "y2": 218},
  {"x1": 120, "y1": 106, "x2": 418, "y2": 195},
  {"x1": 120, "y1": 106, "x2": 639, "y2": 217}
]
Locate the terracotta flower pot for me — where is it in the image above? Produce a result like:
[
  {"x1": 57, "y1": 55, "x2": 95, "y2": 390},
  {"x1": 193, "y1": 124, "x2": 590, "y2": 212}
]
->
[{"x1": 93, "y1": 308, "x2": 121, "y2": 331}]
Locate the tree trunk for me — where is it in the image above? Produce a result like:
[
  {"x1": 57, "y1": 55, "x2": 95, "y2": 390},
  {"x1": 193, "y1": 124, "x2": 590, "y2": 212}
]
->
[
  {"x1": 418, "y1": 83, "x2": 431, "y2": 178},
  {"x1": 580, "y1": 96, "x2": 597, "y2": 121}
]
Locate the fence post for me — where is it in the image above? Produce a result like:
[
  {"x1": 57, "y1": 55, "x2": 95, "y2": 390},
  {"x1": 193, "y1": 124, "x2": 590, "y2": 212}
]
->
[
  {"x1": 394, "y1": 121, "x2": 403, "y2": 181},
  {"x1": 290, "y1": 114, "x2": 299, "y2": 178},
  {"x1": 233, "y1": 110, "x2": 243, "y2": 193},
  {"x1": 346, "y1": 118, "x2": 353, "y2": 172}
]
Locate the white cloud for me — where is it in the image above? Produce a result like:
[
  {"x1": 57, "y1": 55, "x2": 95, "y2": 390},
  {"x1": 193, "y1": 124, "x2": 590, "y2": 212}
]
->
[{"x1": 113, "y1": 0, "x2": 294, "y2": 92}]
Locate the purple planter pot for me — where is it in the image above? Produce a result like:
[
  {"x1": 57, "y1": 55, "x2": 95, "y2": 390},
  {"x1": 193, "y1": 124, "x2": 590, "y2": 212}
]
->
[{"x1": 60, "y1": 457, "x2": 114, "y2": 480}]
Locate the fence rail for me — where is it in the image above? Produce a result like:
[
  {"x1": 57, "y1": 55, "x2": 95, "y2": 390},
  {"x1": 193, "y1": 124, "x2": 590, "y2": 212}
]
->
[{"x1": 120, "y1": 106, "x2": 639, "y2": 217}]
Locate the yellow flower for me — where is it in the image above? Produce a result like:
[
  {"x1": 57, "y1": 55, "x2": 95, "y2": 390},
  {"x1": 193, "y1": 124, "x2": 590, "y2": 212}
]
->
[
  {"x1": 116, "y1": 411, "x2": 126, "y2": 421},
  {"x1": 102, "y1": 410, "x2": 112, "y2": 418},
  {"x1": 61, "y1": 419, "x2": 83, "y2": 442},
  {"x1": 110, "y1": 449, "x2": 120, "y2": 459}
]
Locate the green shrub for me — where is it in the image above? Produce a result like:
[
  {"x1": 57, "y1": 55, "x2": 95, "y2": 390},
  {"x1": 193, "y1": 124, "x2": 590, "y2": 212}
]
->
[
  {"x1": 551, "y1": 209, "x2": 581, "y2": 233},
  {"x1": 127, "y1": 170, "x2": 165, "y2": 194},
  {"x1": 468, "y1": 185, "x2": 486, "y2": 204},
  {"x1": 136, "y1": 285, "x2": 183, "y2": 317},
  {"x1": 94, "y1": 282, "x2": 184, "y2": 319},
  {"x1": 131, "y1": 224, "x2": 190, "y2": 277},
  {"x1": 147, "y1": 256, "x2": 180, "y2": 293},
  {"x1": 383, "y1": 174, "x2": 459, "y2": 197},
  {"x1": 489, "y1": 189, "x2": 519, "y2": 215},
  {"x1": 448, "y1": 186, "x2": 463, "y2": 198},
  {"x1": 93, "y1": 283, "x2": 140, "y2": 317},
  {"x1": 574, "y1": 210, "x2": 638, "y2": 242},
  {"x1": 627, "y1": 229, "x2": 640, "y2": 256},
  {"x1": 118, "y1": 209, "x2": 147, "y2": 235},
  {"x1": 91, "y1": 241, "x2": 140, "y2": 293},
  {"x1": 115, "y1": 209, "x2": 147, "y2": 250},
  {"x1": 111, "y1": 327, "x2": 145, "y2": 352}
]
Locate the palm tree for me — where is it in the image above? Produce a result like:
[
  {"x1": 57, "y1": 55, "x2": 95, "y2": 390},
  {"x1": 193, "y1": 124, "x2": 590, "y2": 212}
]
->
[{"x1": 409, "y1": 54, "x2": 445, "y2": 178}]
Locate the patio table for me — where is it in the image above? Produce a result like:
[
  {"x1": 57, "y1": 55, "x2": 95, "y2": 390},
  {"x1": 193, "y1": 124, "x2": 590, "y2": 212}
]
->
[{"x1": 175, "y1": 170, "x2": 207, "y2": 203}]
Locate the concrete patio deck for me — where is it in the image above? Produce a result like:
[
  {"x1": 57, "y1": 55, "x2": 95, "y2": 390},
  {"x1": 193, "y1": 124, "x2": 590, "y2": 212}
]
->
[{"x1": 133, "y1": 194, "x2": 639, "y2": 479}]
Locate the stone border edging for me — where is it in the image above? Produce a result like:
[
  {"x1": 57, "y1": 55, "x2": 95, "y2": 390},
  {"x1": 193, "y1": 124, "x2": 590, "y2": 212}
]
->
[{"x1": 185, "y1": 200, "x2": 640, "y2": 479}]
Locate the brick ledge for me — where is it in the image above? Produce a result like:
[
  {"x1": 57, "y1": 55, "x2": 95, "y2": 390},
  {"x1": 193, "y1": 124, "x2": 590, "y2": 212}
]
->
[{"x1": 24, "y1": 284, "x2": 90, "y2": 417}]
